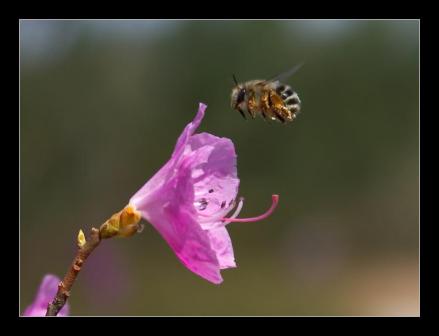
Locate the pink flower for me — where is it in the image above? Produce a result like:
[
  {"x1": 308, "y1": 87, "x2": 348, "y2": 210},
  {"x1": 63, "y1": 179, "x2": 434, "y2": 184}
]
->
[
  {"x1": 130, "y1": 103, "x2": 279, "y2": 284},
  {"x1": 23, "y1": 274, "x2": 69, "y2": 317}
]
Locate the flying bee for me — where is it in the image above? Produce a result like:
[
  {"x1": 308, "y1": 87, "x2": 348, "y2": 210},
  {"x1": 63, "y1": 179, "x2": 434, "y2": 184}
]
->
[{"x1": 230, "y1": 63, "x2": 303, "y2": 123}]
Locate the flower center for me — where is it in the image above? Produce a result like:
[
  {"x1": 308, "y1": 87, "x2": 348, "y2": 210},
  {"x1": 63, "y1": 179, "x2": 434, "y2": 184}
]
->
[{"x1": 194, "y1": 198, "x2": 209, "y2": 211}]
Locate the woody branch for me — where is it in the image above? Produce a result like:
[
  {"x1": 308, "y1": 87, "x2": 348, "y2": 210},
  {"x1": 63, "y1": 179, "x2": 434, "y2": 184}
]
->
[{"x1": 45, "y1": 227, "x2": 101, "y2": 316}]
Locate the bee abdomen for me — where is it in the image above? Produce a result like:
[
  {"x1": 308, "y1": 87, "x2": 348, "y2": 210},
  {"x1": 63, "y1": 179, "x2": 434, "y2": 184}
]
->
[{"x1": 276, "y1": 83, "x2": 301, "y2": 115}]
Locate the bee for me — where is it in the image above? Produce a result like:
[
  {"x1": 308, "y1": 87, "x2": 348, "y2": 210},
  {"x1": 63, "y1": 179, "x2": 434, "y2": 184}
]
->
[{"x1": 230, "y1": 63, "x2": 302, "y2": 123}]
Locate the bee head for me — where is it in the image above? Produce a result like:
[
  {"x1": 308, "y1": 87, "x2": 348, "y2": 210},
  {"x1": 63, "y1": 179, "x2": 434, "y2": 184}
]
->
[
  {"x1": 231, "y1": 86, "x2": 246, "y2": 109},
  {"x1": 231, "y1": 74, "x2": 246, "y2": 109}
]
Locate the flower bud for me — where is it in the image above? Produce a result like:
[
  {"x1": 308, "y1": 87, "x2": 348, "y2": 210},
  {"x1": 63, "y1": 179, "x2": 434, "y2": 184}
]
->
[
  {"x1": 118, "y1": 205, "x2": 142, "y2": 237},
  {"x1": 99, "y1": 205, "x2": 142, "y2": 239},
  {"x1": 77, "y1": 229, "x2": 86, "y2": 248}
]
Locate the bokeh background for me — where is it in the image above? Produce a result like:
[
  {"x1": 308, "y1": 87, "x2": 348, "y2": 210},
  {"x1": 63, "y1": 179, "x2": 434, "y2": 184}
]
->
[{"x1": 20, "y1": 20, "x2": 419, "y2": 316}]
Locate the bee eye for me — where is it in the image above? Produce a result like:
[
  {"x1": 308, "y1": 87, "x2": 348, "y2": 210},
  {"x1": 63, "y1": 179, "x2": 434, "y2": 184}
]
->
[{"x1": 236, "y1": 88, "x2": 246, "y2": 104}]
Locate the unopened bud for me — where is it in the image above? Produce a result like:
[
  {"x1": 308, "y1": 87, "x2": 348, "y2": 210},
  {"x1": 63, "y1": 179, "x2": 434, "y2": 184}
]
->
[
  {"x1": 77, "y1": 229, "x2": 86, "y2": 248},
  {"x1": 118, "y1": 205, "x2": 142, "y2": 237},
  {"x1": 99, "y1": 205, "x2": 142, "y2": 239}
]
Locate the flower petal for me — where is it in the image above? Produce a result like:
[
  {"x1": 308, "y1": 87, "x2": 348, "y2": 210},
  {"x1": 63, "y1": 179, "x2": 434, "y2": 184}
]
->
[
  {"x1": 172, "y1": 103, "x2": 207, "y2": 160},
  {"x1": 207, "y1": 226, "x2": 236, "y2": 269},
  {"x1": 130, "y1": 103, "x2": 207, "y2": 209},
  {"x1": 23, "y1": 274, "x2": 69, "y2": 317},
  {"x1": 189, "y1": 134, "x2": 239, "y2": 227},
  {"x1": 130, "y1": 103, "x2": 240, "y2": 284}
]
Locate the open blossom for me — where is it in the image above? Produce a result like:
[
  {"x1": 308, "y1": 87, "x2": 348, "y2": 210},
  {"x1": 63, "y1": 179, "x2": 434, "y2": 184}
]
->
[
  {"x1": 129, "y1": 103, "x2": 278, "y2": 284},
  {"x1": 23, "y1": 274, "x2": 69, "y2": 317}
]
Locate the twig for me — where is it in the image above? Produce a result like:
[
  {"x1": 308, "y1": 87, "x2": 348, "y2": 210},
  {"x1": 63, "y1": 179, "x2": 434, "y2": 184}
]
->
[
  {"x1": 44, "y1": 205, "x2": 141, "y2": 316},
  {"x1": 45, "y1": 227, "x2": 101, "y2": 316}
]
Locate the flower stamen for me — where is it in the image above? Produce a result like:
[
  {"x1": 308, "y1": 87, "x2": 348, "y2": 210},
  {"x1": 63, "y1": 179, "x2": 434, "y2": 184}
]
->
[
  {"x1": 223, "y1": 197, "x2": 244, "y2": 224},
  {"x1": 222, "y1": 194, "x2": 279, "y2": 223}
]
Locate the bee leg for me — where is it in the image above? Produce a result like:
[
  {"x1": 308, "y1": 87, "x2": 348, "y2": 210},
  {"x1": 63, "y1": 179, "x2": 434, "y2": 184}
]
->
[
  {"x1": 273, "y1": 109, "x2": 286, "y2": 123},
  {"x1": 266, "y1": 92, "x2": 282, "y2": 123},
  {"x1": 246, "y1": 105, "x2": 256, "y2": 119},
  {"x1": 262, "y1": 111, "x2": 268, "y2": 121},
  {"x1": 261, "y1": 91, "x2": 273, "y2": 122},
  {"x1": 247, "y1": 92, "x2": 258, "y2": 119},
  {"x1": 277, "y1": 113, "x2": 286, "y2": 123},
  {"x1": 237, "y1": 107, "x2": 247, "y2": 120}
]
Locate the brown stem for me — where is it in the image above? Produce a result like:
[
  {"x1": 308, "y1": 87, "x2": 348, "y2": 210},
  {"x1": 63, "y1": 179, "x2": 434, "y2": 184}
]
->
[
  {"x1": 44, "y1": 205, "x2": 141, "y2": 316},
  {"x1": 45, "y1": 227, "x2": 101, "y2": 316}
]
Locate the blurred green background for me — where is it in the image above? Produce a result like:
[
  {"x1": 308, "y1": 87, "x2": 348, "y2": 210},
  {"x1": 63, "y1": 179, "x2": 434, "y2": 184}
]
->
[{"x1": 20, "y1": 20, "x2": 419, "y2": 316}]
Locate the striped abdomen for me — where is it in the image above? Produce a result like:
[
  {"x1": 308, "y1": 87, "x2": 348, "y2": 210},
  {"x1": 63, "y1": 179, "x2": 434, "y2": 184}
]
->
[{"x1": 274, "y1": 82, "x2": 301, "y2": 117}]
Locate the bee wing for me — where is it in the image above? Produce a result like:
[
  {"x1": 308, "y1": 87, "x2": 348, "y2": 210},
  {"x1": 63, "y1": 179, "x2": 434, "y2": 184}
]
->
[{"x1": 269, "y1": 62, "x2": 304, "y2": 82}]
